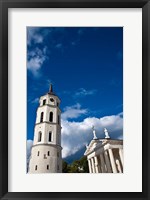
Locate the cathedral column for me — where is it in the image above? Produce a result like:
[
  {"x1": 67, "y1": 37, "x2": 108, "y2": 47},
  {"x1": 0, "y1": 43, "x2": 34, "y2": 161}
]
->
[
  {"x1": 98, "y1": 160, "x2": 102, "y2": 173},
  {"x1": 104, "y1": 150, "x2": 112, "y2": 173},
  {"x1": 116, "y1": 159, "x2": 122, "y2": 173},
  {"x1": 100, "y1": 153, "x2": 106, "y2": 173},
  {"x1": 108, "y1": 148, "x2": 117, "y2": 173},
  {"x1": 119, "y1": 148, "x2": 123, "y2": 167},
  {"x1": 91, "y1": 157, "x2": 96, "y2": 173},
  {"x1": 88, "y1": 159, "x2": 92, "y2": 173},
  {"x1": 94, "y1": 156, "x2": 99, "y2": 173}
]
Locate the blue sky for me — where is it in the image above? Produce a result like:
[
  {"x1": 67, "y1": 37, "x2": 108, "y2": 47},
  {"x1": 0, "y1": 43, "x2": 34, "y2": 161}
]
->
[{"x1": 27, "y1": 27, "x2": 123, "y2": 159}]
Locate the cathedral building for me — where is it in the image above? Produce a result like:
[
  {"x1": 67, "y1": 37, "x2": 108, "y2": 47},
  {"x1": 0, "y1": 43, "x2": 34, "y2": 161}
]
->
[
  {"x1": 84, "y1": 127, "x2": 123, "y2": 173},
  {"x1": 28, "y1": 85, "x2": 62, "y2": 173}
]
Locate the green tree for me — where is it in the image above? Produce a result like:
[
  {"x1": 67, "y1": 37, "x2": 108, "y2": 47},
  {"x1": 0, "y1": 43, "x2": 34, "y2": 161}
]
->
[
  {"x1": 62, "y1": 156, "x2": 89, "y2": 173},
  {"x1": 79, "y1": 156, "x2": 89, "y2": 173},
  {"x1": 62, "y1": 160, "x2": 69, "y2": 173},
  {"x1": 69, "y1": 160, "x2": 80, "y2": 173}
]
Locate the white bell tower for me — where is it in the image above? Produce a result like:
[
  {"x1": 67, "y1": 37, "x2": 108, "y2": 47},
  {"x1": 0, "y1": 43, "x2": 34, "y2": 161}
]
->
[{"x1": 28, "y1": 84, "x2": 62, "y2": 173}]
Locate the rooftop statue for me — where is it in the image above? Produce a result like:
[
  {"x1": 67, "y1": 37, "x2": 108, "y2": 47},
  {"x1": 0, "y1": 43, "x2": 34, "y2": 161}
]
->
[
  {"x1": 104, "y1": 128, "x2": 110, "y2": 139},
  {"x1": 92, "y1": 125, "x2": 97, "y2": 140}
]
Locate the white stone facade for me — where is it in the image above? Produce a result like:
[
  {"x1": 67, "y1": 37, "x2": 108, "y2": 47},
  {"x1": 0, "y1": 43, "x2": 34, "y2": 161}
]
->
[
  {"x1": 84, "y1": 136, "x2": 123, "y2": 173},
  {"x1": 28, "y1": 85, "x2": 62, "y2": 173}
]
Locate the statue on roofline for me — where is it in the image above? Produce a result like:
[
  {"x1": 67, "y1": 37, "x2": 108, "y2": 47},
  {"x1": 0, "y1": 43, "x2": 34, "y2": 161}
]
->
[
  {"x1": 104, "y1": 128, "x2": 110, "y2": 139},
  {"x1": 92, "y1": 125, "x2": 97, "y2": 140}
]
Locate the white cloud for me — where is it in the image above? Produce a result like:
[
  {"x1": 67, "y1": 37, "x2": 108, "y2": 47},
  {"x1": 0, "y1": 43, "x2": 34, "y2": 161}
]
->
[
  {"x1": 27, "y1": 47, "x2": 47, "y2": 77},
  {"x1": 31, "y1": 97, "x2": 39, "y2": 104},
  {"x1": 78, "y1": 28, "x2": 84, "y2": 35},
  {"x1": 26, "y1": 105, "x2": 123, "y2": 162},
  {"x1": 27, "y1": 27, "x2": 43, "y2": 45},
  {"x1": 61, "y1": 103, "x2": 88, "y2": 120},
  {"x1": 27, "y1": 140, "x2": 33, "y2": 169},
  {"x1": 74, "y1": 88, "x2": 97, "y2": 97},
  {"x1": 55, "y1": 43, "x2": 63, "y2": 48},
  {"x1": 61, "y1": 113, "x2": 123, "y2": 158},
  {"x1": 71, "y1": 41, "x2": 77, "y2": 46},
  {"x1": 118, "y1": 112, "x2": 123, "y2": 117}
]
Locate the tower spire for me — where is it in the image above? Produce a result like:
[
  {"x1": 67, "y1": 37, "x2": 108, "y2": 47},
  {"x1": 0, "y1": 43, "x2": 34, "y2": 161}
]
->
[
  {"x1": 49, "y1": 84, "x2": 53, "y2": 93},
  {"x1": 48, "y1": 83, "x2": 56, "y2": 96}
]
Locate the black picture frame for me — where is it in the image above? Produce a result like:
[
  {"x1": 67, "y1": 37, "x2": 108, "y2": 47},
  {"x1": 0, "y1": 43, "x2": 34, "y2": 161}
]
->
[{"x1": 0, "y1": 0, "x2": 150, "y2": 199}]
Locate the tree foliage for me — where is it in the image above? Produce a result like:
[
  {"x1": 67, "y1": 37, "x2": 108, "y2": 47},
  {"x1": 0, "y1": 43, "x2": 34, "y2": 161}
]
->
[{"x1": 62, "y1": 156, "x2": 89, "y2": 173}]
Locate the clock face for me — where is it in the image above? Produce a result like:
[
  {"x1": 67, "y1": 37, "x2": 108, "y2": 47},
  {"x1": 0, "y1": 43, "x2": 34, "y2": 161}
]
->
[{"x1": 50, "y1": 98, "x2": 54, "y2": 102}]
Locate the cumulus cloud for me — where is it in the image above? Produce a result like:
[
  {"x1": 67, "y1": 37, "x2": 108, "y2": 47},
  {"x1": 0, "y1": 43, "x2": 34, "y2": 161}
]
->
[
  {"x1": 61, "y1": 103, "x2": 88, "y2": 120},
  {"x1": 26, "y1": 104, "x2": 123, "y2": 162},
  {"x1": 55, "y1": 43, "x2": 63, "y2": 49},
  {"x1": 78, "y1": 28, "x2": 84, "y2": 35},
  {"x1": 61, "y1": 113, "x2": 123, "y2": 158},
  {"x1": 27, "y1": 47, "x2": 48, "y2": 77},
  {"x1": 27, "y1": 140, "x2": 33, "y2": 170},
  {"x1": 74, "y1": 88, "x2": 97, "y2": 98},
  {"x1": 71, "y1": 41, "x2": 77, "y2": 46},
  {"x1": 31, "y1": 97, "x2": 39, "y2": 104},
  {"x1": 27, "y1": 27, "x2": 44, "y2": 45},
  {"x1": 27, "y1": 27, "x2": 50, "y2": 77}
]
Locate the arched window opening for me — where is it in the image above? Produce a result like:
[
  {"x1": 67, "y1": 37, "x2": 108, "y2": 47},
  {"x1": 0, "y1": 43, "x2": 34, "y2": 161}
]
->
[
  {"x1": 47, "y1": 151, "x2": 50, "y2": 156},
  {"x1": 49, "y1": 112, "x2": 53, "y2": 122},
  {"x1": 38, "y1": 132, "x2": 42, "y2": 142},
  {"x1": 48, "y1": 132, "x2": 52, "y2": 142},
  {"x1": 47, "y1": 165, "x2": 49, "y2": 170},
  {"x1": 37, "y1": 151, "x2": 40, "y2": 156},
  {"x1": 35, "y1": 165, "x2": 37, "y2": 170},
  {"x1": 43, "y1": 99, "x2": 46, "y2": 105},
  {"x1": 40, "y1": 112, "x2": 44, "y2": 122}
]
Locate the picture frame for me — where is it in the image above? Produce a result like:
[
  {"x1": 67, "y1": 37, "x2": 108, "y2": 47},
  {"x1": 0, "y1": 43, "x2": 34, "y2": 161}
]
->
[{"x1": 0, "y1": 0, "x2": 150, "y2": 199}]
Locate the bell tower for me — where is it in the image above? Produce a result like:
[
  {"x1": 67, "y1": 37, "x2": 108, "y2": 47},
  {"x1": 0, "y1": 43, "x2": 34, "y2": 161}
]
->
[{"x1": 28, "y1": 84, "x2": 62, "y2": 173}]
